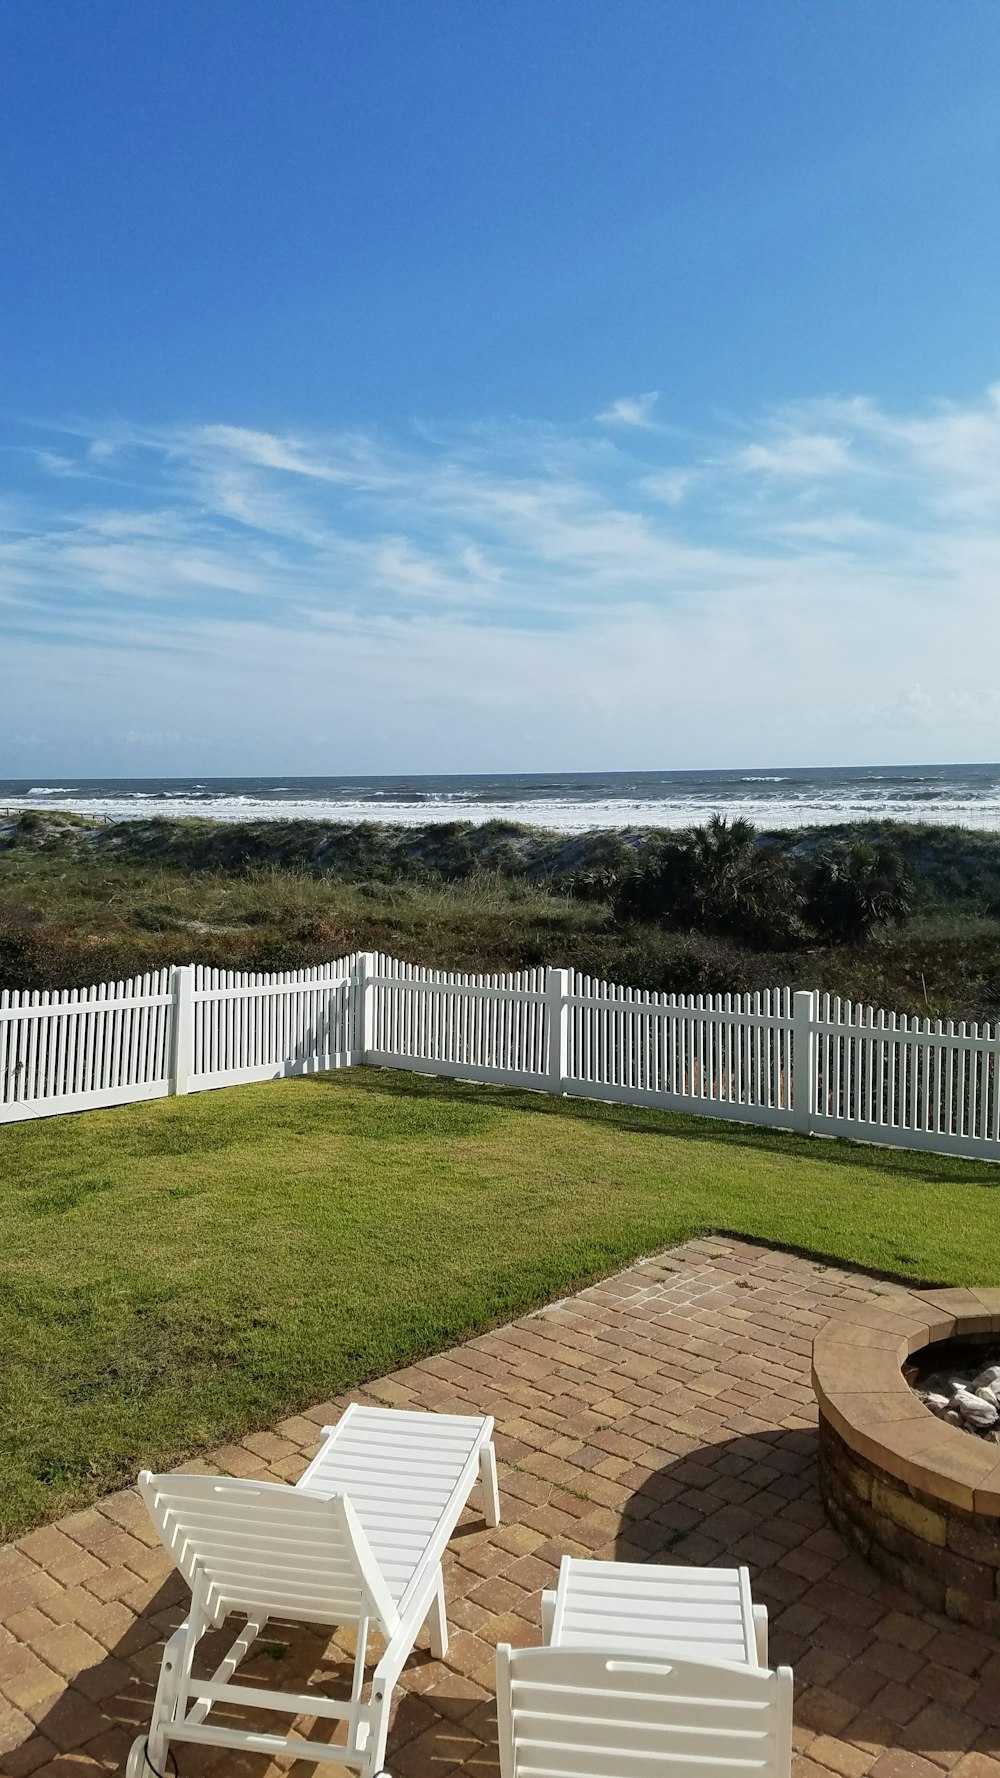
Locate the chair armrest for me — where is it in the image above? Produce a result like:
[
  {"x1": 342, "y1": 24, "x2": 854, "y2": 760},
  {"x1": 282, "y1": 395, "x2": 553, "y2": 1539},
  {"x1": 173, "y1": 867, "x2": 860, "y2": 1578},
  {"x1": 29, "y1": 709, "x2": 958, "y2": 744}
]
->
[
  {"x1": 753, "y1": 1603, "x2": 768, "y2": 1667},
  {"x1": 373, "y1": 1562, "x2": 442, "y2": 1694}
]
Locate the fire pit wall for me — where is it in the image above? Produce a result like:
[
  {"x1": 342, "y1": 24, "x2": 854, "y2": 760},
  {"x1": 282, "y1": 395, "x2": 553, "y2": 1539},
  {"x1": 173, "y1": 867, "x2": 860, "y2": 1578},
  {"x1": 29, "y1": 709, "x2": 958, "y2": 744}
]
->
[{"x1": 812, "y1": 1288, "x2": 1000, "y2": 1635}]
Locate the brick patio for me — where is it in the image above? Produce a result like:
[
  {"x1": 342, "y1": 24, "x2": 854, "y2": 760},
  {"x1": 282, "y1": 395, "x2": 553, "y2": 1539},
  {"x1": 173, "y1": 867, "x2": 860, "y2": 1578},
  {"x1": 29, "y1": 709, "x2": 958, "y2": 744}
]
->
[{"x1": 2, "y1": 1236, "x2": 999, "y2": 1778}]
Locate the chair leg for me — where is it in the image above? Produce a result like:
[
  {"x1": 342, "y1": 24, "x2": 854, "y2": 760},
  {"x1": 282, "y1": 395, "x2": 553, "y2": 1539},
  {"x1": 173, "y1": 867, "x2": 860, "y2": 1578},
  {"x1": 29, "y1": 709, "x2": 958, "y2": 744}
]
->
[
  {"x1": 479, "y1": 1440, "x2": 501, "y2": 1527},
  {"x1": 352, "y1": 1616, "x2": 370, "y2": 1703},
  {"x1": 365, "y1": 1678, "x2": 393, "y2": 1778},
  {"x1": 753, "y1": 1603, "x2": 769, "y2": 1667},
  {"x1": 427, "y1": 1567, "x2": 448, "y2": 1660},
  {"x1": 540, "y1": 1588, "x2": 556, "y2": 1645},
  {"x1": 146, "y1": 1613, "x2": 196, "y2": 1770}
]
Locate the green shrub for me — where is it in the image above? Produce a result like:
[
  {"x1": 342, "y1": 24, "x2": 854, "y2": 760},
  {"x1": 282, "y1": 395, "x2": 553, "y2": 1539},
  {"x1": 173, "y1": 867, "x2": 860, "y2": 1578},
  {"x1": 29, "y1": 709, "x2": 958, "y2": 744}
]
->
[
  {"x1": 804, "y1": 841, "x2": 913, "y2": 944},
  {"x1": 614, "y1": 816, "x2": 805, "y2": 949}
]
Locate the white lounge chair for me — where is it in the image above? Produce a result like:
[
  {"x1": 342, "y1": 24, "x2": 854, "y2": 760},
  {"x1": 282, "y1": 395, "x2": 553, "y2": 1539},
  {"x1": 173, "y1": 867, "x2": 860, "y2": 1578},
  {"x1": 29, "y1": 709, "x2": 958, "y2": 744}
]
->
[
  {"x1": 127, "y1": 1405, "x2": 499, "y2": 1778},
  {"x1": 540, "y1": 1555, "x2": 769, "y2": 1666},
  {"x1": 494, "y1": 1643, "x2": 793, "y2": 1778}
]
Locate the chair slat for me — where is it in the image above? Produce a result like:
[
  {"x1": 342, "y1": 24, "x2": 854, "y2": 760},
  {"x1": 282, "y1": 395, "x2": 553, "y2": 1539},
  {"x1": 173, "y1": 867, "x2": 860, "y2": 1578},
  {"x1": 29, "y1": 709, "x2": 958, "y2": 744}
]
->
[{"x1": 138, "y1": 1473, "x2": 398, "y2": 1637}]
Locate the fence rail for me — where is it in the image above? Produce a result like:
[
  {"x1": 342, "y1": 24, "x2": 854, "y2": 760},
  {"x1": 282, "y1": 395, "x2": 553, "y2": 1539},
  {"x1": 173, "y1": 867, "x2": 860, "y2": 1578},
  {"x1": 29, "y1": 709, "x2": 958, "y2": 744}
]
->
[{"x1": 2, "y1": 953, "x2": 999, "y2": 1162}]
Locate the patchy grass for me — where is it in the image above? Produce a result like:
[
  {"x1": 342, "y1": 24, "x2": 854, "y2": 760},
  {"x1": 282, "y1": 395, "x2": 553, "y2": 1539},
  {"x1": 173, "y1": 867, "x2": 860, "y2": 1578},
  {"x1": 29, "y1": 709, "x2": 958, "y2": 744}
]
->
[{"x1": 1, "y1": 1068, "x2": 999, "y2": 1539}]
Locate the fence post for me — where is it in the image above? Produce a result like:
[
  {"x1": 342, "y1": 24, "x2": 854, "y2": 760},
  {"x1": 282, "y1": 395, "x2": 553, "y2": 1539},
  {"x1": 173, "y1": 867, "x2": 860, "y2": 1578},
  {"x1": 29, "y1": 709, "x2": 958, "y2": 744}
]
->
[
  {"x1": 792, "y1": 989, "x2": 818, "y2": 1134},
  {"x1": 355, "y1": 952, "x2": 376, "y2": 1065},
  {"x1": 170, "y1": 964, "x2": 195, "y2": 1096},
  {"x1": 546, "y1": 967, "x2": 570, "y2": 1095}
]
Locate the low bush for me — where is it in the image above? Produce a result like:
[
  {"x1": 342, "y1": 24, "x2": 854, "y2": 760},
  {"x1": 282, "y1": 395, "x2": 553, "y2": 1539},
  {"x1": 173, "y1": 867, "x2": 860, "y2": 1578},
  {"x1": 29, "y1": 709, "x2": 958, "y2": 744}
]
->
[
  {"x1": 803, "y1": 840, "x2": 913, "y2": 943},
  {"x1": 613, "y1": 816, "x2": 806, "y2": 949},
  {"x1": 611, "y1": 816, "x2": 913, "y2": 954}
]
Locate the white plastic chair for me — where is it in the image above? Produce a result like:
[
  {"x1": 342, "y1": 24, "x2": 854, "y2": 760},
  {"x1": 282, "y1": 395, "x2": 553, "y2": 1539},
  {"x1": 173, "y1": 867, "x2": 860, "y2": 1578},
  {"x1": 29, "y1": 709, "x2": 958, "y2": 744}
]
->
[
  {"x1": 128, "y1": 1406, "x2": 498, "y2": 1778},
  {"x1": 495, "y1": 1643, "x2": 794, "y2": 1778},
  {"x1": 540, "y1": 1555, "x2": 769, "y2": 1666}
]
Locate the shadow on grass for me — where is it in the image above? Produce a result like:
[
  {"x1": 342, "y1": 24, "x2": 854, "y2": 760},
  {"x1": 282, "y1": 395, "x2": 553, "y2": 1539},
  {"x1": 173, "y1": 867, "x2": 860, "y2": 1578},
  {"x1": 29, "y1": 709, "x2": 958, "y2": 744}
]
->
[{"x1": 300, "y1": 1064, "x2": 1000, "y2": 1190}]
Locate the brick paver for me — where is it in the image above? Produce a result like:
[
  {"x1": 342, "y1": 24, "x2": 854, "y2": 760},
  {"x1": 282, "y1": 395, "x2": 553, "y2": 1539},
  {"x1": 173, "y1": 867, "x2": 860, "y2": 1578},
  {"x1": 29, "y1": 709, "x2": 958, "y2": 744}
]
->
[{"x1": 1, "y1": 1237, "x2": 999, "y2": 1777}]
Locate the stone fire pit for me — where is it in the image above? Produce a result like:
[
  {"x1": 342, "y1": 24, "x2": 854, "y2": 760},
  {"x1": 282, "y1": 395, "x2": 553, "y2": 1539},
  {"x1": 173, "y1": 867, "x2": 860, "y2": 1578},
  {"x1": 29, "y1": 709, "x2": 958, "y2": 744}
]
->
[{"x1": 812, "y1": 1286, "x2": 1000, "y2": 1634}]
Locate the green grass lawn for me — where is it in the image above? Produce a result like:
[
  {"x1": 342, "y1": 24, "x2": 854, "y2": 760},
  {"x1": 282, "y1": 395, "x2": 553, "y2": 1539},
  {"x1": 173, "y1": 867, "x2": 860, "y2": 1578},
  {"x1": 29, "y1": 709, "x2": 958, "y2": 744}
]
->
[{"x1": 1, "y1": 1068, "x2": 998, "y2": 1541}]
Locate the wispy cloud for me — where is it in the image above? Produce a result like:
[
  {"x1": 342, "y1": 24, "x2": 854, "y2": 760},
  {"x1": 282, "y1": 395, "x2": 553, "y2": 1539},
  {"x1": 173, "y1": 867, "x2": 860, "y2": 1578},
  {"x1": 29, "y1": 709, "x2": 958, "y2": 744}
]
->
[
  {"x1": 641, "y1": 470, "x2": 695, "y2": 506},
  {"x1": 735, "y1": 431, "x2": 852, "y2": 478},
  {"x1": 3, "y1": 384, "x2": 1000, "y2": 771},
  {"x1": 595, "y1": 392, "x2": 660, "y2": 428}
]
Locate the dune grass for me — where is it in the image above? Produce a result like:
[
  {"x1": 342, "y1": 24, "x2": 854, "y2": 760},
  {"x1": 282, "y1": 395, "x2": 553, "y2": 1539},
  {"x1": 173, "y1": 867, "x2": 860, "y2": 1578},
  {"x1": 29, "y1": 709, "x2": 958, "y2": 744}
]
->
[
  {"x1": 1, "y1": 1067, "x2": 998, "y2": 1540},
  {"x1": 8, "y1": 814, "x2": 1000, "y2": 1018}
]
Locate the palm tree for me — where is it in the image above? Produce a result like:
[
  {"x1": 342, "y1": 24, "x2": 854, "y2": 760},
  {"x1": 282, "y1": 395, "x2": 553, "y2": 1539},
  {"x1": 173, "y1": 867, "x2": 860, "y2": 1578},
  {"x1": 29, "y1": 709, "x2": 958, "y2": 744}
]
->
[
  {"x1": 687, "y1": 815, "x2": 801, "y2": 945},
  {"x1": 614, "y1": 815, "x2": 803, "y2": 948},
  {"x1": 805, "y1": 842, "x2": 912, "y2": 943}
]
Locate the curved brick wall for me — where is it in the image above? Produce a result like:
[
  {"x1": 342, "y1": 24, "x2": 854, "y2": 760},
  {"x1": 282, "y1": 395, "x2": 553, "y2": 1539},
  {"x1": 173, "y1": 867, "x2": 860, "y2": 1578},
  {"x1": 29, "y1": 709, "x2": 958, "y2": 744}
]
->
[
  {"x1": 820, "y1": 1415, "x2": 1000, "y2": 1633},
  {"x1": 812, "y1": 1286, "x2": 1000, "y2": 1633}
]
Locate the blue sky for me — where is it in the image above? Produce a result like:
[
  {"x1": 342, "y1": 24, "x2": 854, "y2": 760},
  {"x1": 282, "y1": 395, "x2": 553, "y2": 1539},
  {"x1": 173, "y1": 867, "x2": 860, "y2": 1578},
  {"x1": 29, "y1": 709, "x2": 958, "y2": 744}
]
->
[{"x1": 2, "y1": 0, "x2": 1000, "y2": 775}]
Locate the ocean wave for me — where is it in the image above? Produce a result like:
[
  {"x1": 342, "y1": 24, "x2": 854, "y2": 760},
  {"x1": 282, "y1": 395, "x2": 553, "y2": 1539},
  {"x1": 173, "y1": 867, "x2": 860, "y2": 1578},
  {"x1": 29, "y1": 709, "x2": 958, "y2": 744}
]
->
[
  {"x1": 1, "y1": 795, "x2": 998, "y2": 831},
  {"x1": 4, "y1": 770, "x2": 1000, "y2": 832}
]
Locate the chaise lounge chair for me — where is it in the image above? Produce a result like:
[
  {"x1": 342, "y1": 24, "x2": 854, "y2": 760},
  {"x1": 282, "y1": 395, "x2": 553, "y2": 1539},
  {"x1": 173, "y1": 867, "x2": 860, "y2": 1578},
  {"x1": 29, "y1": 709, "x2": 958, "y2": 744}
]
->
[
  {"x1": 540, "y1": 1554, "x2": 770, "y2": 1666},
  {"x1": 127, "y1": 1405, "x2": 499, "y2": 1778},
  {"x1": 494, "y1": 1643, "x2": 793, "y2": 1778}
]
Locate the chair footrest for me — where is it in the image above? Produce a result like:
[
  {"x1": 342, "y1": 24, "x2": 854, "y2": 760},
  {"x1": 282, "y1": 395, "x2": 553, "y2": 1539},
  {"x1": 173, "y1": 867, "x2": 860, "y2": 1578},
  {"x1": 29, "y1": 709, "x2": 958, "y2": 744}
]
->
[
  {"x1": 164, "y1": 1719, "x2": 369, "y2": 1766},
  {"x1": 183, "y1": 1679, "x2": 357, "y2": 1722}
]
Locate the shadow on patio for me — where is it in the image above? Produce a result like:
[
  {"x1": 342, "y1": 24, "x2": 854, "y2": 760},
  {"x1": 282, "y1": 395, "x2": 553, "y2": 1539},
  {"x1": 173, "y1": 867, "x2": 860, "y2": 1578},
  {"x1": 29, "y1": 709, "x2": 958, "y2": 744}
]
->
[{"x1": 3, "y1": 1239, "x2": 1000, "y2": 1778}]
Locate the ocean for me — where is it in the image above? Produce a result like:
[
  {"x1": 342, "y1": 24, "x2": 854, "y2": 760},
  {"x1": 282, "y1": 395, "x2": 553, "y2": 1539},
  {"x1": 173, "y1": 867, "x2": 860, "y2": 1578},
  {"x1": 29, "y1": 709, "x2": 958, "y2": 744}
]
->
[{"x1": 3, "y1": 765, "x2": 1000, "y2": 831}]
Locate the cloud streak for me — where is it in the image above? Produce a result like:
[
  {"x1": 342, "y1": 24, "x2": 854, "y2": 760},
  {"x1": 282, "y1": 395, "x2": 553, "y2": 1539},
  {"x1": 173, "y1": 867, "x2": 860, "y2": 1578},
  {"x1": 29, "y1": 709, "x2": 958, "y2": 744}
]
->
[
  {"x1": 596, "y1": 392, "x2": 660, "y2": 428},
  {"x1": 2, "y1": 384, "x2": 1000, "y2": 772}
]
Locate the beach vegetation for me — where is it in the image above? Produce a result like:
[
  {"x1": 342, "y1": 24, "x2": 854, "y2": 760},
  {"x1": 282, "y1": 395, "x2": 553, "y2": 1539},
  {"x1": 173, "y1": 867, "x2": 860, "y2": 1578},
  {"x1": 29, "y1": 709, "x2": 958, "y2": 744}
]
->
[
  {"x1": 803, "y1": 839, "x2": 913, "y2": 943},
  {"x1": 613, "y1": 814, "x2": 806, "y2": 948},
  {"x1": 1, "y1": 809, "x2": 999, "y2": 1020},
  {"x1": 612, "y1": 815, "x2": 914, "y2": 953}
]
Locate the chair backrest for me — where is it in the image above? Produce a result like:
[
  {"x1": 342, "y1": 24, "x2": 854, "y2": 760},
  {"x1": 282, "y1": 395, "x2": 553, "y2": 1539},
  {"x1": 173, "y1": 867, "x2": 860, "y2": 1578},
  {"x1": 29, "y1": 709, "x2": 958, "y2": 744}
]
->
[
  {"x1": 138, "y1": 1472, "x2": 399, "y2": 1635},
  {"x1": 496, "y1": 1644, "x2": 793, "y2": 1778}
]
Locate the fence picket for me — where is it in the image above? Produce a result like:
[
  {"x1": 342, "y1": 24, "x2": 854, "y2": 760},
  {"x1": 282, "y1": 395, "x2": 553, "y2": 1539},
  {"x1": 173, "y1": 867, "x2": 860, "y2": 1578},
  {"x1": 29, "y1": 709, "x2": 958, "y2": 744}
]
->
[{"x1": 1, "y1": 954, "x2": 999, "y2": 1160}]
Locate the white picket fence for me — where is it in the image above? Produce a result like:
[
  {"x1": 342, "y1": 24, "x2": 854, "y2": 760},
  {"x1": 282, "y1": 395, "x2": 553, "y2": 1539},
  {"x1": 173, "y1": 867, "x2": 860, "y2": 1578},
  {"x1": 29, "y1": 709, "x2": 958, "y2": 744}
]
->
[
  {"x1": 2, "y1": 952, "x2": 998, "y2": 1162},
  {"x1": 0, "y1": 959, "x2": 360, "y2": 1122}
]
